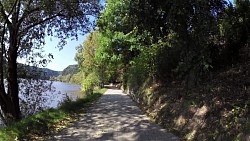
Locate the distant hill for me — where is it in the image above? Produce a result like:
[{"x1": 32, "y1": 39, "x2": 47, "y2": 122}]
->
[
  {"x1": 40, "y1": 68, "x2": 61, "y2": 78},
  {"x1": 61, "y1": 64, "x2": 79, "y2": 75},
  {"x1": 51, "y1": 64, "x2": 81, "y2": 84},
  {"x1": 17, "y1": 63, "x2": 61, "y2": 79}
]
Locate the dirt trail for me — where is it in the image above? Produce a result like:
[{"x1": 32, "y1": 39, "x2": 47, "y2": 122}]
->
[{"x1": 49, "y1": 89, "x2": 179, "y2": 141}]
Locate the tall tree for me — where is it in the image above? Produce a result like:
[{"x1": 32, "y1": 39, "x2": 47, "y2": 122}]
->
[
  {"x1": 0, "y1": 0, "x2": 101, "y2": 123},
  {"x1": 76, "y1": 31, "x2": 101, "y2": 93},
  {"x1": 96, "y1": 0, "x2": 141, "y2": 85}
]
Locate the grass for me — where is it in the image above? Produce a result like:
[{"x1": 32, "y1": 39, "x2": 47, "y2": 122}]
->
[{"x1": 0, "y1": 88, "x2": 107, "y2": 140}]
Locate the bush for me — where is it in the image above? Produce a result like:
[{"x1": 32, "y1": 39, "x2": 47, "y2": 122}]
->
[
  {"x1": 124, "y1": 50, "x2": 151, "y2": 93},
  {"x1": 82, "y1": 72, "x2": 99, "y2": 95}
]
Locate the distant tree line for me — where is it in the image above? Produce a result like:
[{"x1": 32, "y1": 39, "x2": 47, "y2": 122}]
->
[{"x1": 51, "y1": 64, "x2": 82, "y2": 84}]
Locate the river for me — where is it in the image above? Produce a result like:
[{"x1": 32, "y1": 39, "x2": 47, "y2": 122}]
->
[
  {"x1": 45, "y1": 81, "x2": 82, "y2": 108},
  {"x1": 0, "y1": 81, "x2": 82, "y2": 127}
]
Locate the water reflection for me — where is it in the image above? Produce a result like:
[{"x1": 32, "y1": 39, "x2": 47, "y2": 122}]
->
[
  {"x1": 0, "y1": 81, "x2": 82, "y2": 127},
  {"x1": 45, "y1": 81, "x2": 82, "y2": 108}
]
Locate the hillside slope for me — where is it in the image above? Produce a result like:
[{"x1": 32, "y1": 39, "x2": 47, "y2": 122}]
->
[
  {"x1": 126, "y1": 59, "x2": 250, "y2": 141},
  {"x1": 60, "y1": 65, "x2": 79, "y2": 75},
  {"x1": 17, "y1": 63, "x2": 61, "y2": 79},
  {"x1": 52, "y1": 64, "x2": 82, "y2": 84}
]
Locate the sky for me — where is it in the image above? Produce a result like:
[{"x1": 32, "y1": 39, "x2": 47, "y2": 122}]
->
[
  {"x1": 42, "y1": 34, "x2": 88, "y2": 71},
  {"x1": 40, "y1": 0, "x2": 106, "y2": 71},
  {"x1": 17, "y1": 34, "x2": 88, "y2": 71}
]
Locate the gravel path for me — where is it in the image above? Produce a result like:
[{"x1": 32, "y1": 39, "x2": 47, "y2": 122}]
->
[{"x1": 49, "y1": 89, "x2": 179, "y2": 141}]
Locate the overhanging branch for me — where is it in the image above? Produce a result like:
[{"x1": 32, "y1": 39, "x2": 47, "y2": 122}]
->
[
  {"x1": 17, "y1": 0, "x2": 41, "y2": 28},
  {"x1": 19, "y1": 13, "x2": 65, "y2": 36}
]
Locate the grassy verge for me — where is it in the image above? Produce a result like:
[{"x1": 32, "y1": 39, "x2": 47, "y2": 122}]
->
[{"x1": 0, "y1": 88, "x2": 107, "y2": 140}]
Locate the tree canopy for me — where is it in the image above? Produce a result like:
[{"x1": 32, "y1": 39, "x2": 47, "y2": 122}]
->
[{"x1": 91, "y1": 0, "x2": 250, "y2": 88}]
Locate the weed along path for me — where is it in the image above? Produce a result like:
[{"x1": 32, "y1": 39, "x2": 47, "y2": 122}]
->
[{"x1": 49, "y1": 89, "x2": 179, "y2": 141}]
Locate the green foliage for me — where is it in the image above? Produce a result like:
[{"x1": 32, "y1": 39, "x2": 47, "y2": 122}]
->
[
  {"x1": 54, "y1": 73, "x2": 82, "y2": 85},
  {"x1": 82, "y1": 72, "x2": 99, "y2": 94},
  {"x1": 96, "y1": 0, "x2": 142, "y2": 85},
  {"x1": 213, "y1": 0, "x2": 250, "y2": 66},
  {"x1": 74, "y1": 44, "x2": 84, "y2": 69},
  {"x1": 125, "y1": 53, "x2": 150, "y2": 91},
  {"x1": 74, "y1": 31, "x2": 109, "y2": 92},
  {"x1": 96, "y1": 0, "x2": 249, "y2": 89},
  {"x1": 69, "y1": 73, "x2": 84, "y2": 85},
  {"x1": 51, "y1": 65, "x2": 82, "y2": 84}
]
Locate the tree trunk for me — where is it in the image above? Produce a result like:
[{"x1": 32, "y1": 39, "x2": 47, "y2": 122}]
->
[
  {"x1": 6, "y1": 27, "x2": 21, "y2": 121},
  {"x1": 7, "y1": 50, "x2": 20, "y2": 121},
  {"x1": 0, "y1": 24, "x2": 12, "y2": 123}
]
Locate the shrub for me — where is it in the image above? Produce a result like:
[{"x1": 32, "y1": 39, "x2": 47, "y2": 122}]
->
[{"x1": 82, "y1": 72, "x2": 99, "y2": 95}]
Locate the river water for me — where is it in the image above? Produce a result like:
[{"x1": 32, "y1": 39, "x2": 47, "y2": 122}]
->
[
  {"x1": 0, "y1": 81, "x2": 82, "y2": 127},
  {"x1": 45, "y1": 81, "x2": 82, "y2": 108}
]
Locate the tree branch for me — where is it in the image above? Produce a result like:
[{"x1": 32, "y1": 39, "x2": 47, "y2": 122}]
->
[
  {"x1": 8, "y1": 0, "x2": 18, "y2": 17},
  {"x1": 17, "y1": 1, "x2": 41, "y2": 28},
  {"x1": 15, "y1": 0, "x2": 21, "y2": 24},
  {"x1": 18, "y1": 7, "x2": 40, "y2": 27},
  {"x1": 0, "y1": 2, "x2": 12, "y2": 27},
  {"x1": 19, "y1": 13, "x2": 65, "y2": 36}
]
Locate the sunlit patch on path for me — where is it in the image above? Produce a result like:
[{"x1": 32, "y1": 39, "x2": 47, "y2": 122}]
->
[{"x1": 49, "y1": 89, "x2": 179, "y2": 141}]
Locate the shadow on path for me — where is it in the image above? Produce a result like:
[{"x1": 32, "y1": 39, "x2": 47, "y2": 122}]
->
[{"x1": 49, "y1": 89, "x2": 179, "y2": 141}]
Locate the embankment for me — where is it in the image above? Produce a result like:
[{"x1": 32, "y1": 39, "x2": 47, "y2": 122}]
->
[{"x1": 125, "y1": 61, "x2": 250, "y2": 141}]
